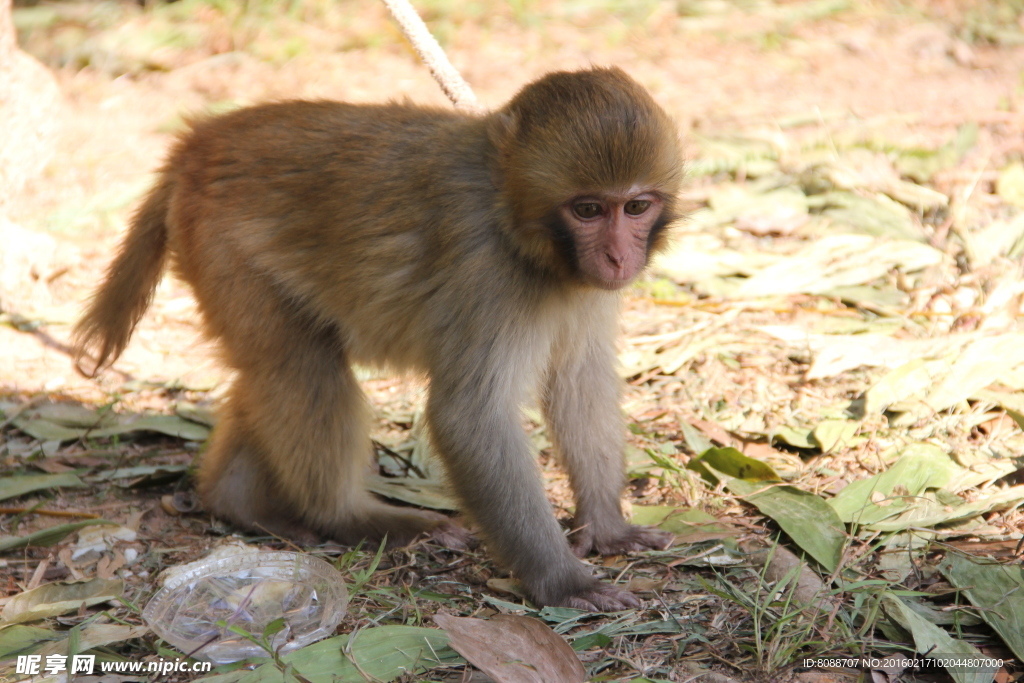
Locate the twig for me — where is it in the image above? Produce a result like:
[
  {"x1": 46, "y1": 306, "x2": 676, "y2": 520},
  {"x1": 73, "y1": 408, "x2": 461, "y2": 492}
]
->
[{"x1": 381, "y1": 0, "x2": 482, "y2": 113}]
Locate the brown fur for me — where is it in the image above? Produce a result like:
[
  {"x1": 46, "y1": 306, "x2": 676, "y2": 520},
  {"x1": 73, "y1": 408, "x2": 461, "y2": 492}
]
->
[{"x1": 72, "y1": 67, "x2": 684, "y2": 610}]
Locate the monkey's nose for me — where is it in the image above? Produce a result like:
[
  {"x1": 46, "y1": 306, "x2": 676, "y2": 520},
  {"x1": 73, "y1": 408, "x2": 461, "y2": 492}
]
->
[{"x1": 605, "y1": 252, "x2": 624, "y2": 269}]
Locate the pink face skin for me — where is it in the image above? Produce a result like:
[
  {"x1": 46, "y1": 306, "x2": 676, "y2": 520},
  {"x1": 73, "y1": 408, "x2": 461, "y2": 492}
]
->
[{"x1": 558, "y1": 187, "x2": 665, "y2": 290}]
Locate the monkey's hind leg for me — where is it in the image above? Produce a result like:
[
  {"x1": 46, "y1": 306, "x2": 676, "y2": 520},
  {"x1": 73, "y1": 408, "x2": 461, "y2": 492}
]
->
[
  {"x1": 198, "y1": 411, "x2": 321, "y2": 544},
  {"x1": 195, "y1": 284, "x2": 465, "y2": 548}
]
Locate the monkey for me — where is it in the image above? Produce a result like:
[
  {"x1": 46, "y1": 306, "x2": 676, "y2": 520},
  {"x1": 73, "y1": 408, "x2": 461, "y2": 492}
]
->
[{"x1": 72, "y1": 66, "x2": 684, "y2": 611}]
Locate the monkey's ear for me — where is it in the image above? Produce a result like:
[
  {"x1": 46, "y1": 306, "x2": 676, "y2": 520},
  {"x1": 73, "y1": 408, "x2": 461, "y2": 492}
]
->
[
  {"x1": 487, "y1": 111, "x2": 520, "y2": 190},
  {"x1": 488, "y1": 111, "x2": 520, "y2": 152}
]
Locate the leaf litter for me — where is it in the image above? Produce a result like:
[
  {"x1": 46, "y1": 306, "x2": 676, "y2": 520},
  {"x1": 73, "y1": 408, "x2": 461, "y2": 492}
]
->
[{"x1": 4, "y1": 1, "x2": 1024, "y2": 681}]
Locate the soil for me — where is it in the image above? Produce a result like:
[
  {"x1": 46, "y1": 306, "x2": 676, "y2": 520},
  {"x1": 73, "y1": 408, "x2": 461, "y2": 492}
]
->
[{"x1": 4, "y1": 2, "x2": 1023, "y2": 398}]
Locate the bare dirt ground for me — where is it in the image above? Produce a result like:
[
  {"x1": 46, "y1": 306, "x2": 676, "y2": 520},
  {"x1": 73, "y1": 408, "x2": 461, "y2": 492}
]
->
[
  {"x1": 5, "y1": 1, "x2": 1024, "y2": 397},
  {"x1": 3, "y1": 1, "x2": 1024, "y2": 681}
]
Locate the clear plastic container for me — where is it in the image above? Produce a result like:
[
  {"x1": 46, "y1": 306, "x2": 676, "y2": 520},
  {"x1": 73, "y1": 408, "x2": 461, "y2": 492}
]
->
[{"x1": 143, "y1": 551, "x2": 348, "y2": 664}]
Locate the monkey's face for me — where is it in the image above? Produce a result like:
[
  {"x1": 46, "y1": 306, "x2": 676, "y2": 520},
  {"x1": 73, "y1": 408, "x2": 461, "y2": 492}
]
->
[
  {"x1": 491, "y1": 66, "x2": 684, "y2": 289},
  {"x1": 553, "y1": 187, "x2": 668, "y2": 290}
]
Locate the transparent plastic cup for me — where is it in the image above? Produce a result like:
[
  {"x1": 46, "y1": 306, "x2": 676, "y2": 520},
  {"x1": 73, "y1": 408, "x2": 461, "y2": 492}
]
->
[{"x1": 143, "y1": 551, "x2": 348, "y2": 664}]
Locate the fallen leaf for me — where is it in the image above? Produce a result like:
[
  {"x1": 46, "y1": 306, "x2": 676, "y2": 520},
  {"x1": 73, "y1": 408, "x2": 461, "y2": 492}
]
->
[
  {"x1": 863, "y1": 359, "x2": 946, "y2": 413},
  {"x1": 759, "y1": 325, "x2": 970, "y2": 380},
  {"x1": 940, "y1": 554, "x2": 1024, "y2": 662},
  {"x1": 996, "y1": 162, "x2": 1024, "y2": 208},
  {"x1": 0, "y1": 578, "x2": 123, "y2": 625},
  {"x1": 0, "y1": 473, "x2": 86, "y2": 502},
  {"x1": 881, "y1": 593, "x2": 996, "y2": 683},
  {"x1": 34, "y1": 623, "x2": 149, "y2": 659},
  {"x1": 207, "y1": 626, "x2": 460, "y2": 683},
  {"x1": 0, "y1": 519, "x2": 117, "y2": 552},
  {"x1": 687, "y1": 446, "x2": 780, "y2": 484},
  {"x1": 736, "y1": 234, "x2": 942, "y2": 298},
  {"x1": 812, "y1": 419, "x2": 860, "y2": 453},
  {"x1": 434, "y1": 613, "x2": 585, "y2": 683},
  {"x1": 725, "y1": 475, "x2": 846, "y2": 572},
  {"x1": 365, "y1": 473, "x2": 458, "y2": 511},
  {"x1": 924, "y1": 334, "x2": 1024, "y2": 413},
  {"x1": 827, "y1": 446, "x2": 961, "y2": 524},
  {"x1": 486, "y1": 578, "x2": 525, "y2": 600},
  {"x1": 741, "y1": 540, "x2": 836, "y2": 611}
]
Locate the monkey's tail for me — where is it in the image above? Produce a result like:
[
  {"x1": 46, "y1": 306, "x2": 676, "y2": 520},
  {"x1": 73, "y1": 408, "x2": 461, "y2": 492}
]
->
[{"x1": 72, "y1": 178, "x2": 173, "y2": 377}]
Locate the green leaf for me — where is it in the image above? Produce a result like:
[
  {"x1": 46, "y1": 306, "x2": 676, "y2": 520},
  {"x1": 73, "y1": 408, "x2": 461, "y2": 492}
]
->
[
  {"x1": 811, "y1": 419, "x2": 859, "y2": 453},
  {"x1": 827, "y1": 445, "x2": 961, "y2": 525},
  {"x1": 11, "y1": 410, "x2": 211, "y2": 443},
  {"x1": 223, "y1": 627, "x2": 460, "y2": 683},
  {"x1": 867, "y1": 485, "x2": 1024, "y2": 532},
  {"x1": 881, "y1": 593, "x2": 995, "y2": 683},
  {"x1": 687, "y1": 447, "x2": 780, "y2": 484},
  {"x1": 0, "y1": 625, "x2": 62, "y2": 658},
  {"x1": 31, "y1": 624, "x2": 149, "y2": 660},
  {"x1": 263, "y1": 618, "x2": 287, "y2": 639},
  {"x1": 771, "y1": 426, "x2": 816, "y2": 449},
  {"x1": 630, "y1": 505, "x2": 677, "y2": 526},
  {"x1": 940, "y1": 554, "x2": 1024, "y2": 662},
  {"x1": 616, "y1": 620, "x2": 685, "y2": 636},
  {"x1": 0, "y1": 519, "x2": 117, "y2": 551},
  {"x1": 961, "y1": 214, "x2": 1024, "y2": 267},
  {"x1": 0, "y1": 473, "x2": 86, "y2": 501},
  {"x1": 725, "y1": 477, "x2": 846, "y2": 572},
  {"x1": 658, "y1": 508, "x2": 736, "y2": 539},
  {"x1": 90, "y1": 414, "x2": 211, "y2": 441},
  {"x1": 570, "y1": 632, "x2": 611, "y2": 651},
  {"x1": 9, "y1": 418, "x2": 85, "y2": 441},
  {"x1": 679, "y1": 421, "x2": 713, "y2": 456},
  {"x1": 536, "y1": 606, "x2": 588, "y2": 625}
]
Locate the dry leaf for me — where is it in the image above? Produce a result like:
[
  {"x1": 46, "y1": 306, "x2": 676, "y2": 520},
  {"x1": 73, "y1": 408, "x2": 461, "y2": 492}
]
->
[
  {"x1": 434, "y1": 613, "x2": 586, "y2": 683},
  {"x1": 97, "y1": 550, "x2": 127, "y2": 579},
  {"x1": 759, "y1": 325, "x2": 971, "y2": 380},
  {"x1": 626, "y1": 576, "x2": 669, "y2": 593},
  {"x1": 736, "y1": 235, "x2": 943, "y2": 298},
  {"x1": 924, "y1": 334, "x2": 1024, "y2": 412},
  {"x1": 0, "y1": 578, "x2": 123, "y2": 624},
  {"x1": 485, "y1": 578, "x2": 525, "y2": 599}
]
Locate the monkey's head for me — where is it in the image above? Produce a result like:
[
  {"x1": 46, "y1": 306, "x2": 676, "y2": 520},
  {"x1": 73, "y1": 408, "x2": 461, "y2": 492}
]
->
[{"x1": 490, "y1": 66, "x2": 684, "y2": 290}]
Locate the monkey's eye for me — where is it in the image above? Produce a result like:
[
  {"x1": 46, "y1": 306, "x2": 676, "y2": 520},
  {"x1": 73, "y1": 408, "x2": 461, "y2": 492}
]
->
[
  {"x1": 624, "y1": 200, "x2": 652, "y2": 216},
  {"x1": 573, "y1": 203, "x2": 602, "y2": 220}
]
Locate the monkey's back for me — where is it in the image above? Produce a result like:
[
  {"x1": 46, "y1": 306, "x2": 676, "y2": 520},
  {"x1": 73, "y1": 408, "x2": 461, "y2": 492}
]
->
[{"x1": 162, "y1": 101, "x2": 554, "y2": 376}]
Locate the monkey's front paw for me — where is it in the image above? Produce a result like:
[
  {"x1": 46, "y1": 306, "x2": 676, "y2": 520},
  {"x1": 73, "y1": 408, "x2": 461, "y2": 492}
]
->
[
  {"x1": 571, "y1": 524, "x2": 674, "y2": 558},
  {"x1": 561, "y1": 582, "x2": 641, "y2": 612}
]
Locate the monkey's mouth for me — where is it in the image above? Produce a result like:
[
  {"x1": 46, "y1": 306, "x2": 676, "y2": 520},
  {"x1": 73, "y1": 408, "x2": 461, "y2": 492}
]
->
[
  {"x1": 581, "y1": 256, "x2": 646, "y2": 290},
  {"x1": 585, "y1": 272, "x2": 637, "y2": 291}
]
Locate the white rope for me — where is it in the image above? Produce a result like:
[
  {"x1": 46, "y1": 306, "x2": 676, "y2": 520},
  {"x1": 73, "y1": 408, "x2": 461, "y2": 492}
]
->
[{"x1": 381, "y1": 0, "x2": 482, "y2": 113}]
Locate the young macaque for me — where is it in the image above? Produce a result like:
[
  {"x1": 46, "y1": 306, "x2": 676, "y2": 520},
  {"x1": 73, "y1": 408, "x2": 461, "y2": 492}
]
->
[{"x1": 74, "y1": 66, "x2": 683, "y2": 610}]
